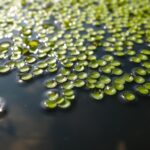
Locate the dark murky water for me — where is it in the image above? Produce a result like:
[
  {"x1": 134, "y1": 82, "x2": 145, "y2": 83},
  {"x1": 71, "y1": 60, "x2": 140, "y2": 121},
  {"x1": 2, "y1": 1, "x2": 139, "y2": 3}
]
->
[{"x1": 0, "y1": 71, "x2": 150, "y2": 150}]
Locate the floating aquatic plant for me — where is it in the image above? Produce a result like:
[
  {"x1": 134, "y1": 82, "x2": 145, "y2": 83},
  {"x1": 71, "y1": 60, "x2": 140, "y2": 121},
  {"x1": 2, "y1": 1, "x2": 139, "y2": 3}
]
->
[{"x1": 0, "y1": 0, "x2": 150, "y2": 110}]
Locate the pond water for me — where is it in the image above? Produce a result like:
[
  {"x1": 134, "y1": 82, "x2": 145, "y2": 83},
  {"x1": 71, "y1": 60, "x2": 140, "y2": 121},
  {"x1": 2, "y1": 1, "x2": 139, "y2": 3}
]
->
[
  {"x1": 0, "y1": 72, "x2": 150, "y2": 150},
  {"x1": 0, "y1": 0, "x2": 150, "y2": 149}
]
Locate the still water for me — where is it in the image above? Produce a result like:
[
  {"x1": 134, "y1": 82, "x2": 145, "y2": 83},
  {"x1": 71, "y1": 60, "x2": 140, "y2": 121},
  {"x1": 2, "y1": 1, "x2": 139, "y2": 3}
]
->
[{"x1": 0, "y1": 71, "x2": 150, "y2": 150}]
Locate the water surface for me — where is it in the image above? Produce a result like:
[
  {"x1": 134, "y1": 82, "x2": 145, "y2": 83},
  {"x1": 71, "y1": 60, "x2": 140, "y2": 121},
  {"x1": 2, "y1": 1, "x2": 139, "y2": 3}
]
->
[{"x1": 0, "y1": 72, "x2": 150, "y2": 150}]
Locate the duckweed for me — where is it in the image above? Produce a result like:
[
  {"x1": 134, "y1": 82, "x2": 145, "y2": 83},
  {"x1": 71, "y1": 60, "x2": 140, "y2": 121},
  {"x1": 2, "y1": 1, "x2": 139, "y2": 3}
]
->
[
  {"x1": 134, "y1": 67, "x2": 146, "y2": 76},
  {"x1": 130, "y1": 57, "x2": 141, "y2": 63},
  {"x1": 58, "y1": 100, "x2": 71, "y2": 109},
  {"x1": 67, "y1": 73, "x2": 77, "y2": 81},
  {"x1": 20, "y1": 73, "x2": 32, "y2": 81},
  {"x1": 98, "y1": 60, "x2": 107, "y2": 66},
  {"x1": 0, "y1": 0, "x2": 149, "y2": 110},
  {"x1": 134, "y1": 76, "x2": 145, "y2": 84},
  {"x1": 112, "y1": 68, "x2": 123, "y2": 76},
  {"x1": 143, "y1": 82, "x2": 150, "y2": 90},
  {"x1": 104, "y1": 86, "x2": 117, "y2": 95},
  {"x1": 25, "y1": 56, "x2": 36, "y2": 64},
  {"x1": 47, "y1": 91, "x2": 59, "y2": 101},
  {"x1": 33, "y1": 68, "x2": 43, "y2": 76},
  {"x1": 100, "y1": 76, "x2": 111, "y2": 84},
  {"x1": 56, "y1": 97, "x2": 65, "y2": 105},
  {"x1": 74, "y1": 80, "x2": 85, "y2": 88},
  {"x1": 111, "y1": 60, "x2": 121, "y2": 67},
  {"x1": 47, "y1": 66, "x2": 57, "y2": 73},
  {"x1": 37, "y1": 62, "x2": 48, "y2": 69},
  {"x1": 136, "y1": 86, "x2": 149, "y2": 95},
  {"x1": 103, "y1": 55, "x2": 114, "y2": 62},
  {"x1": 88, "y1": 60, "x2": 99, "y2": 68},
  {"x1": 101, "y1": 66, "x2": 112, "y2": 74},
  {"x1": 121, "y1": 91, "x2": 136, "y2": 102},
  {"x1": 123, "y1": 73, "x2": 134, "y2": 83},
  {"x1": 138, "y1": 54, "x2": 148, "y2": 61},
  {"x1": 62, "y1": 82, "x2": 74, "y2": 90},
  {"x1": 90, "y1": 71, "x2": 100, "y2": 79},
  {"x1": 142, "y1": 62, "x2": 150, "y2": 69},
  {"x1": 60, "y1": 68, "x2": 70, "y2": 76},
  {"x1": 114, "y1": 83, "x2": 124, "y2": 91},
  {"x1": 141, "y1": 49, "x2": 150, "y2": 55},
  {"x1": 63, "y1": 89, "x2": 74, "y2": 97},
  {"x1": 28, "y1": 40, "x2": 39, "y2": 49},
  {"x1": 19, "y1": 65, "x2": 30, "y2": 73},
  {"x1": 44, "y1": 80, "x2": 57, "y2": 89},
  {"x1": 78, "y1": 72, "x2": 88, "y2": 79},
  {"x1": 113, "y1": 77, "x2": 125, "y2": 84},
  {"x1": 91, "y1": 91, "x2": 104, "y2": 100},
  {"x1": 95, "y1": 81, "x2": 105, "y2": 89},
  {"x1": 87, "y1": 78, "x2": 97, "y2": 84},
  {"x1": 86, "y1": 83, "x2": 95, "y2": 89},
  {"x1": 0, "y1": 66, "x2": 10, "y2": 73},
  {"x1": 74, "y1": 64, "x2": 84, "y2": 72},
  {"x1": 56, "y1": 75, "x2": 67, "y2": 83},
  {"x1": 43, "y1": 100, "x2": 57, "y2": 109},
  {"x1": 0, "y1": 42, "x2": 10, "y2": 51}
]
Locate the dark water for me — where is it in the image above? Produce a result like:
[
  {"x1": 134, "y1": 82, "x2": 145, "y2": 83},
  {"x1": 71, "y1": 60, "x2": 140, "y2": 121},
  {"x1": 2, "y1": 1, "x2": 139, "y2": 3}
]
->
[{"x1": 0, "y1": 72, "x2": 150, "y2": 150}]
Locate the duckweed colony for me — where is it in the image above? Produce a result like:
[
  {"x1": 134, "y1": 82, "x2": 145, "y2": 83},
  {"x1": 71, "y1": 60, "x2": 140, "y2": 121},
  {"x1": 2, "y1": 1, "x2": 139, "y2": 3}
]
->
[{"x1": 0, "y1": 0, "x2": 150, "y2": 110}]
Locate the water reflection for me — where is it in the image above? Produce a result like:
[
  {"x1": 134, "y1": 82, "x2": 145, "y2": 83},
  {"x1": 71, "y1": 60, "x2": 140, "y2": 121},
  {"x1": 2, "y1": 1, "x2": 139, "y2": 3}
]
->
[
  {"x1": 117, "y1": 141, "x2": 126, "y2": 150},
  {"x1": 0, "y1": 72, "x2": 150, "y2": 150}
]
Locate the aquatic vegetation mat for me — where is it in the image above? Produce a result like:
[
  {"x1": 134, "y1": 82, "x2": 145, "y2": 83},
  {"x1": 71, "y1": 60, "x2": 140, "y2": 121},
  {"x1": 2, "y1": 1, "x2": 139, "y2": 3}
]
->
[{"x1": 0, "y1": 0, "x2": 150, "y2": 110}]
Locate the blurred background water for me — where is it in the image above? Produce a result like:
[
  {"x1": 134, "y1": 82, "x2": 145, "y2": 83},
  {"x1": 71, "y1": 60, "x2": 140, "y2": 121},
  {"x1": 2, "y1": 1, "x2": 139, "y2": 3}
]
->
[{"x1": 0, "y1": 71, "x2": 150, "y2": 150}]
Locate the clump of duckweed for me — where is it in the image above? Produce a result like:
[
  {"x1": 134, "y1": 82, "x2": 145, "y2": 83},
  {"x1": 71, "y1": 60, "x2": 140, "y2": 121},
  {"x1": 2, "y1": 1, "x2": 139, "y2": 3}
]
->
[
  {"x1": 120, "y1": 91, "x2": 136, "y2": 102},
  {"x1": 0, "y1": 0, "x2": 150, "y2": 110}
]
